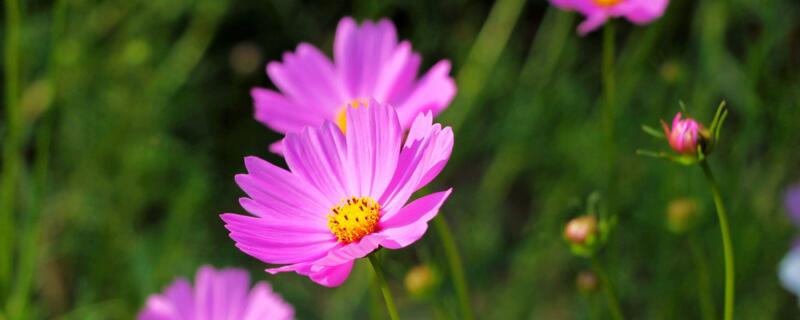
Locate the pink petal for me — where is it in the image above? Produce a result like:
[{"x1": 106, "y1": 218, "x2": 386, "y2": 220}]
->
[
  {"x1": 267, "y1": 43, "x2": 343, "y2": 116},
  {"x1": 372, "y1": 41, "x2": 421, "y2": 104},
  {"x1": 267, "y1": 261, "x2": 355, "y2": 288},
  {"x1": 251, "y1": 88, "x2": 320, "y2": 135},
  {"x1": 344, "y1": 99, "x2": 402, "y2": 198},
  {"x1": 380, "y1": 112, "x2": 454, "y2": 214},
  {"x1": 311, "y1": 233, "x2": 387, "y2": 267},
  {"x1": 242, "y1": 283, "x2": 295, "y2": 320},
  {"x1": 335, "y1": 17, "x2": 399, "y2": 98},
  {"x1": 394, "y1": 60, "x2": 457, "y2": 128},
  {"x1": 221, "y1": 213, "x2": 337, "y2": 265},
  {"x1": 194, "y1": 266, "x2": 248, "y2": 320},
  {"x1": 379, "y1": 189, "x2": 452, "y2": 249},
  {"x1": 138, "y1": 296, "x2": 181, "y2": 320},
  {"x1": 283, "y1": 121, "x2": 350, "y2": 205},
  {"x1": 138, "y1": 277, "x2": 196, "y2": 320},
  {"x1": 577, "y1": 13, "x2": 609, "y2": 35},
  {"x1": 610, "y1": 0, "x2": 669, "y2": 24},
  {"x1": 235, "y1": 156, "x2": 329, "y2": 223}
]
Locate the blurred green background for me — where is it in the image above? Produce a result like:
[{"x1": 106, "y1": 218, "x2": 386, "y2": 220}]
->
[{"x1": 2, "y1": 0, "x2": 800, "y2": 319}]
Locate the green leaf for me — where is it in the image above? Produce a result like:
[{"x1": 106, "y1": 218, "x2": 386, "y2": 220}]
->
[{"x1": 641, "y1": 124, "x2": 665, "y2": 139}]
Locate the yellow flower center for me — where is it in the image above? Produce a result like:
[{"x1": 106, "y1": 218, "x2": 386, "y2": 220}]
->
[
  {"x1": 327, "y1": 196, "x2": 380, "y2": 243},
  {"x1": 592, "y1": 0, "x2": 623, "y2": 6},
  {"x1": 335, "y1": 98, "x2": 369, "y2": 133}
]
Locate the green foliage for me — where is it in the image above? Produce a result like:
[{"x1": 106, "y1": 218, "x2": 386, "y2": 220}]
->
[{"x1": 2, "y1": 0, "x2": 800, "y2": 318}]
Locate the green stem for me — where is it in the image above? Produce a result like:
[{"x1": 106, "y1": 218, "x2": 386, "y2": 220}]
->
[
  {"x1": 688, "y1": 235, "x2": 715, "y2": 320},
  {"x1": 602, "y1": 21, "x2": 616, "y2": 143},
  {"x1": 699, "y1": 160, "x2": 735, "y2": 320},
  {"x1": 433, "y1": 217, "x2": 473, "y2": 320},
  {"x1": 368, "y1": 254, "x2": 400, "y2": 320},
  {"x1": 591, "y1": 256, "x2": 624, "y2": 320},
  {"x1": 1, "y1": 0, "x2": 22, "y2": 296}
]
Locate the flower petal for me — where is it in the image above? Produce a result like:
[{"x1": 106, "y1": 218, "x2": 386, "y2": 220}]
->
[
  {"x1": 267, "y1": 261, "x2": 355, "y2": 288},
  {"x1": 221, "y1": 213, "x2": 337, "y2": 265},
  {"x1": 138, "y1": 278, "x2": 194, "y2": 320},
  {"x1": 345, "y1": 100, "x2": 402, "y2": 198},
  {"x1": 379, "y1": 189, "x2": 452, "y2": 249},
  {"x1": 251, "y1": 88, "x2": 320, "y2": 135},
  {"x1": 394, "y1": 60, "x2": 456, "y2": 128},
  {"x1": 242, "y1": 283, "x2": 295, "y2": 320},
  {"x1": 283, "y1": 121, "x2": 350, "y2": 205},
  {"x1": 335, "y1": 17, "x2": 398, "y2": 98},
  {"x1": 235, "y1": 156, "x2": 329, "y2": 223},
  {"x1": 380, "y1": 112, "x2": 454, "y2": 215},
  {"x1": 373, "y1": 41, "x2": 421, "y2": 104},
  {"x1": 194, "y1": 266, "x2": 250, "y2": 320},
  {"x1": 311, "y1": 233, "x2": 387, "y2": 267},
  {"x1": 267, "y1": 43, "x2": 343, "y2": 116}
]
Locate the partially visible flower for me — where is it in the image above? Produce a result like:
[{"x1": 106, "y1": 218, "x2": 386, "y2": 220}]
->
[
  {"x1": 565, "y1": 215, "x2": 598, "y2": 245},
  {"x1": 662, "y1": 112, "x2": 706, "y2": 155},
  {"x1": 138, "y1": 265, "x2": 294, "y2": 320},
  {"x1": 780, "y1": 245, "x2": 800, "y2": 303},
  {"x1": 221, "y1": 100, "x2": 453, "y2": 287},
  {"x1": 549, "y1": 0, "x2": 669, "y2": 35},
  {"x1": 785, "y1": 184, "x2": 800, "y2": 226},
  {"x1": 576, "y1": 270, "x2": 599, "y2": 294},
  {"x1": 253, "y1": 17, "x2": 456, "y2": 153},
  {"x1": 666, "y1": 197, "x2": 699, "y2": 234}
]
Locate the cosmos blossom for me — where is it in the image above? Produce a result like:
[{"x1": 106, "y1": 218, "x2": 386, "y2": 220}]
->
[
  {"x1": 549, "y1": 0, "x2": 669, "y2": 35},
  {"x1": 221, "y1": 100, "x2": 454, "y2": 287},
  {"x1": 138, "y1": 265, "x2": 294, "y2": 320},
  {"x1": 251, "y1": 17, "x2": 456, "y2": 153}
]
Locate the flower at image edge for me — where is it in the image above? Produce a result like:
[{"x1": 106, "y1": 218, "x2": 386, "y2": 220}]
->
[
  {"x1": 221, "y1": 100, "x2": 454, "y2": 287},
  {"x1": 549, "y1": 0, "x2": 669, "y2": 35},
  {"x1": 138, "y1": 265, "x2": 294, "y2": 320}
]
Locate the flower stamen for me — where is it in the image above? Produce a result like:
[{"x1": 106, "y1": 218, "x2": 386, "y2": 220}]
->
[
  {"x1": 328, "y1": 196, "x2": 380, "y2": 243},
  {"x1": 592, "y1": 0, "x2": 623, "y2": 6}
]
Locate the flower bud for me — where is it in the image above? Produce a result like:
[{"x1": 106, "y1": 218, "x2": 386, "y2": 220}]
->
[
  {"x1": 404, "y1": 265, "x2": 439, "y2": 299},
  {"x1": 564, "y1": 215, "x2": 597, "y2": 245},
  {"x1": 666, "y1": 197, "x2": 699, "y2": 234},
  {"x1": 662, "y1": 112, "x2": 706, "y2": 155},
  {"x1": 575, "y1": 270, "x2": 598, "y2": 294}
]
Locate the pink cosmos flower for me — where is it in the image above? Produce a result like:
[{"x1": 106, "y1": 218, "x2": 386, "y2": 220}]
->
[
  {"x1": 251, "y1": 17, "x2": 456, "y2": 153},
  {"x1": 221, "y1": 100, "x2": 454, "y2": 287},
  {"x1": 138, "y1": 265, "x2": 294, "y2": 320},
  {"x1": 550, "y1": 0, "x2": 669, "y2": 35},
  {"x1": 662, "y1": 112, "x2": 703, "y2": 155}
]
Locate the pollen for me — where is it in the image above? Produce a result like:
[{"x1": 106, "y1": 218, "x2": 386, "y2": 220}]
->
[
  {"x1": 335, "y1": 98, "x2": 369, "y2": 133},
  {"x1": 328, "y1": 196, "x2": 381, "y2": 243},
  {"x1": 592, "y1": 0, "x2": 622, "y2": 6}
]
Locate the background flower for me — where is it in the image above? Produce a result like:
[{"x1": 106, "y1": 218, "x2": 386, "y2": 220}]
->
[
  {"x1": 138, "y1": 265, "x2": 294, "y2": 320},
  {"x1": 252, "y1": 17, "x2": 456, "y2": 153},
  {"x1": 550, "y1": 0, "x2": 669, "y2": 35}
]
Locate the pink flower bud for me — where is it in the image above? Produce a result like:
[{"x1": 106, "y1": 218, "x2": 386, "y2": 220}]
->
[
  {"x1": 564, "y1": 215, "x2": 597, "y2": 245},
  {"x1": 662, "y1": 112, "x2": 704, "y2": 154}
]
